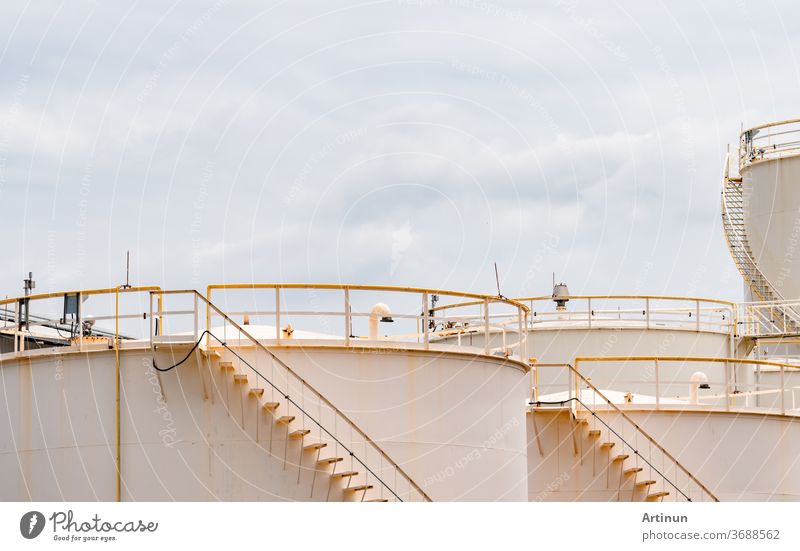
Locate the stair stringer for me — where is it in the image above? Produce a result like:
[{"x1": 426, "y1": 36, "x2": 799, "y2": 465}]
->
[
  {"x1": 526, "y1": 409, "x2": 673, "y2": 502},
  {"x1": 203, "y1": 348, "x2": 395, "y2": 502}
]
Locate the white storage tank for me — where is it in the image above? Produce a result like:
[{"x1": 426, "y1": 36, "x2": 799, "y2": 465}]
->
[{"x1": 739, "y1": 120, "x2": 800, "y2": 302}]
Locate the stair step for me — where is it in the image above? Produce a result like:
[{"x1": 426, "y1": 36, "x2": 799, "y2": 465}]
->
[
  {"x1": 249, "y1": 388, "x2": 264, "y2": 397},
  {"x1": 574, "y1": 418, "x2": 588, "y2": 425},
  {"x1": 612, "y1": 454, "x2": 629, "y2": 462},
  {"x1": 646, "y1": 491, "x2": 670, "y2": 501},
  {"x1": 623, "y1": 467, "x2": 643, "y2": 476},
  {"x1": 635, "y1": 480, "x2": 657, "y2": 488},
  {"x1": 262, "y1": 402, "x2": 280, "y2": 411},
  {"x1": 289, "y1": 429, "x2": 310, "y2": 439},
  {"x1": 219, "y1": 361, "x2": 235, "y2": 370},
  {"x1": 344, "y1": 485, "x2": 374, "y2": 493},
  {"x1": 318, "y1": 457, "x2": 344, "y2": 466},
  {"x1": 200, "y1": 349, "x2": 221, "y2": 359},
  {"x1": 277, "y1": 415, "x2": 296, "y2": 425},
  {"x1": 600, "y1": 442, "x2": 615, "y2": 450},
  {"x1": 331, "y1": 471, "x2": 359, "y2": 480},
  {"x1": 304, "y1": 442, "x2": 328, "y2": 452},
  {"x1": 366, "y1": 499, "x2": 389, "y2": 502},
  {"x1": 233, "y1": 374, "x2": 248, "y2": 384},
  {"x1": 588, "y1": 430, "x2": 601, "y2": 437}
]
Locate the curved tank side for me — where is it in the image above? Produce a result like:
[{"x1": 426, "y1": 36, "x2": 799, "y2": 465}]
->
[{"x1": 742, "y1": 155, "x2": 800, "y2": 301}]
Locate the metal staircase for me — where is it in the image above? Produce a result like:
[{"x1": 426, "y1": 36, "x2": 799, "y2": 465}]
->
[
  {"x1": 722, "y1": 155, "x2": 800, "y2": 337},
  {"x1": 528, "y1": 364, "x2": 719, "y2": 502},
  {"x1": 721, "y1": 163, "x2": 779, "y2": 302},
  {"x1": 202, "y1": 350, "x2": 394, "y2": 501},
  {"x1": 152, "y1": 290, "x2": 432, "y2": 502}
]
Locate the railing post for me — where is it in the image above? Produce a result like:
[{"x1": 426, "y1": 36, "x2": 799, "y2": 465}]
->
[
  {"x1": 724, "y1": 360, "x2": 731, "y2": 412},
  {"x1": 587, "y1": 297, "x2": 592, "y2": 329},
  {"x1": 13, "y1": 299, "x2": 19, "y2": 354},
  {"x1": 275, "y1": 287, "x2": 281, "y2": 342},
  {"x1": 77, "y1": 292, "x2": 83, "y2": 351},
  {"x1": 422, "y1": 292, "x2": 429, "y2": 351},
  {"x1": 149, "y1": 293, "x2": 154, "y2": 350},
  {"x1": 645, "y1": 298, "x2": 650, "y2": 329},
  {"x1": 157, "y1": 294, "x2": 163, "y2": 336},
  {"x1": 193, "y1": 292, "x2": 198, "y2": 342},
  {"x1": 780, "y1": 363, "x2": 786, "y2": 416},
  {"x1": 483, "y1": 298, "x2": 490, "y2": 355},
  {"x1": 695, "y1": 300, "x2": 700, "y2": 331},
  {"x1": 654, "y1": 359, "x2": 660, "y2": 410},
  {"x1": 344, "y1": 289, "x2": 350, "y2": 346},
  {"x1": 568, "y1": 364, "x2": 573, "y2": 404},
  {"x1": 517, "y1": 308, "x2": 523, "y2": 361}
]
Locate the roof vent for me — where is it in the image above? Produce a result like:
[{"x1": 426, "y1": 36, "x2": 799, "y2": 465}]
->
[{"x1": 552, "y1": 282, "x2": 570, "y2": 311}]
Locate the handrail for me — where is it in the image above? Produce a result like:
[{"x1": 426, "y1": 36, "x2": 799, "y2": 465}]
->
[
  {"x1": 207, "y1": 283, "x2": 530, "y2": 313},
  {"x1": 431, "y1": 294, "x2": 736, "y2": 314},
  {"x1": 721, "y1": 154, "x2": 784, "y2": 302},
  {"x1": 739, "y1": 118, "x2": 800, "y2": 167},
  {"x1": 205, "y1": 282, "x2": 529, "y2": 361},
  {"x1": 153, "y1": 289, "x2": 432, "y2": 502},
  {"x1": 530, "y1": 361, "x2": 720, "y2": 502},
  {"x1": 430, "y1": 294, "x2": 736, "y2": 338},
  {"x1": 574, "y1": 356, "x2": 800, "y2": 416},
  {"x1": 741, "y1": 117, "x2": 800, "y2": 135},
  {"x1": 0, "y1": 285, "x2": 163, "y2": 307},
  {"x1": 739, "y1": 301, "x2": 800, "y2": 338}
]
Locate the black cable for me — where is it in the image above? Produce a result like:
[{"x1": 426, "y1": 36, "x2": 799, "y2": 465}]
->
[{"x1": 150, "y1": 330, "x2": 211, "y2": 372}]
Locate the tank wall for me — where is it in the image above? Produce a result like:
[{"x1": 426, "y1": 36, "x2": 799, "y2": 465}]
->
[
  {"x1": 1, "y1": 345, "x2": 529, "y2": 501},
  {"x1": 526, "y1": 408, "x2": 800, "y2": 501},
  {"x1": 623, "y1": 409, "x2": 800, "y2": 501},
  {"x1": 743, "y1": 155, "x2": 800, "y2": 299},
  {"x1": 1, "y1": 348, "x2": 351, "y2": 501},
  {"x1": 531, "y1": 327, "x2": 734, "y2": 400},
  {"x1": 247, "y1": 346, "x2": 531, "y2": 501}
]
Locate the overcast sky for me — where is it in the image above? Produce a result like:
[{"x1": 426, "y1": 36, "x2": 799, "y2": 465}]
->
[{"x1": 1, "y1": 0, "x2": 798, "y2": 303}]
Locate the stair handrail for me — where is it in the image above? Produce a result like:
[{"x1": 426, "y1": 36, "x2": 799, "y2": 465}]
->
[
  {"x1": 721, "y1": 154, "x2": 785, "y2": 302},
  {"x1": 530, "y1": 362, "x2": 720, "y2": 502},
  {"x1": 153, "y1": 289, "x2": 432, "y2": 502}
]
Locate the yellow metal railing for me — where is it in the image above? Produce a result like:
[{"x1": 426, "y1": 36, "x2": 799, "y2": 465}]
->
[
  {"x1": 205, "y1": 283, "x2": 530, "y2": 361},
  {"x1": 571, "y1": 356, "x2": 800, "y2": 416},
  {"x1": 740, "y1": 118, "x2": 800, "y2": 167},
  {"x1": 432, "y1": 294, "x2": 736, "y2": 336}
]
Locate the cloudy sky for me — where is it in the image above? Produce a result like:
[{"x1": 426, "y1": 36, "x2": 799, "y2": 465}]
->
[{"x1": 1, "y1": 0, "x2": 798, "y2": 303}]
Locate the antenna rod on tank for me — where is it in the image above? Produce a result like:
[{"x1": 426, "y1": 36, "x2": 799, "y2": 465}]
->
[
  {"x1": 123, "y1": 251, "x2": 131, "y2": 289},
  {"x1": 494, "y1": 262, "x2": 505, "y2": 299}
]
